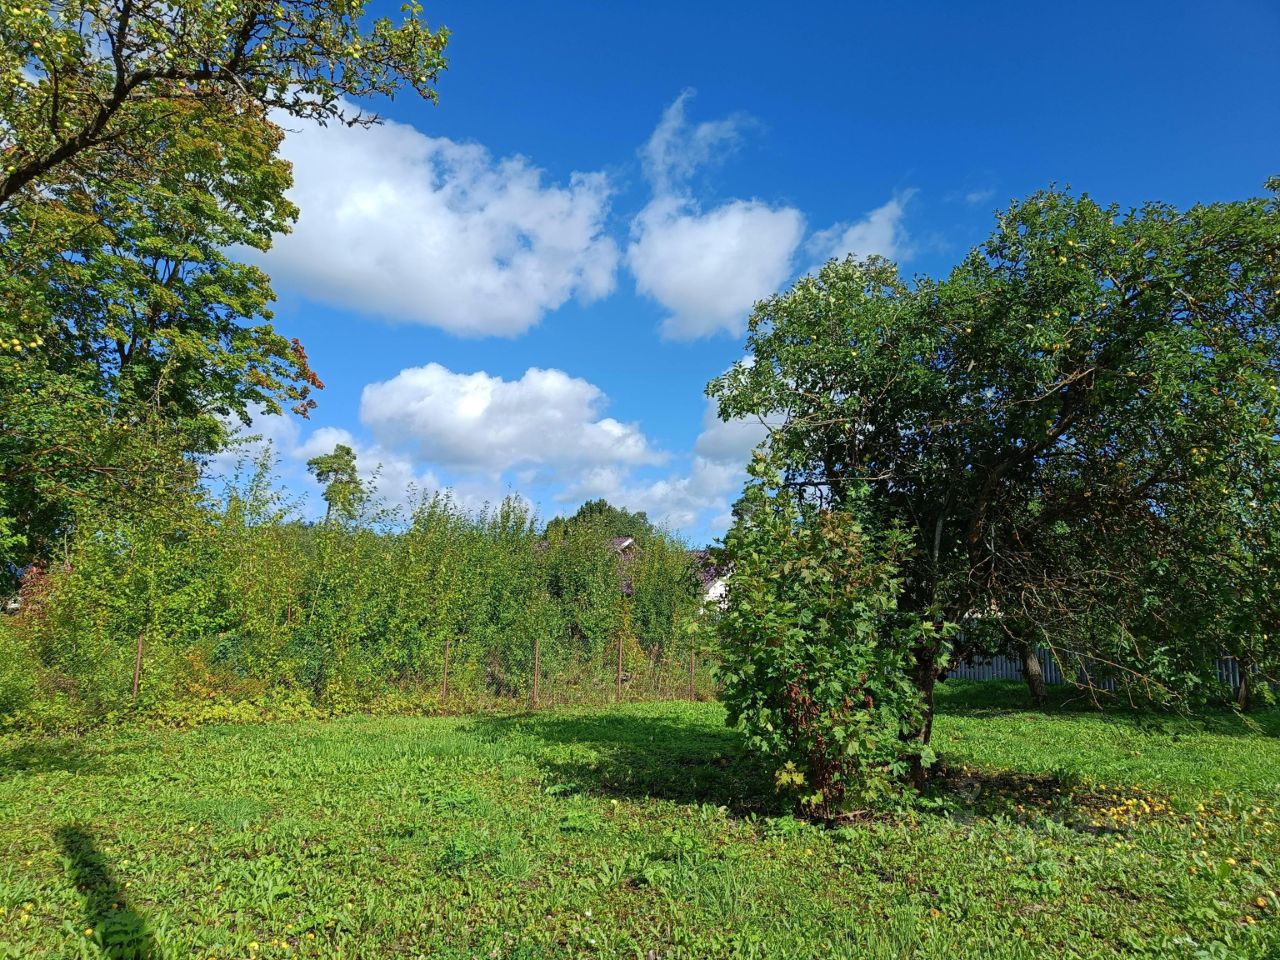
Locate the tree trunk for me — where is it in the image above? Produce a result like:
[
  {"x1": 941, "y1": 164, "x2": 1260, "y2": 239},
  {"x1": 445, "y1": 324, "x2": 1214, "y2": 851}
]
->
[
  {"x1": 1020, "y1": 640, "x2": 1047, "y2": 706},
  {"x1": 905, "y1": 645, "x2": 940, "y2": 790},
  {"x1": 1237, "y1": 664, "x2": 1252, "y2": 712}
]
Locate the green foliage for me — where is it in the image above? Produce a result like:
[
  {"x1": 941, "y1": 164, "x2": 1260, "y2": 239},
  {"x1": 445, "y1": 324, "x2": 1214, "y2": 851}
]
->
[
  {"x1": 545, "y1": 498, "x2": 655, "y2": 540},
  {"x1": 0, "y1": 98, "x2": 321, "y2": 574},
  {"x1": 0, "y1": 359, "x2": 210, "y2": 583},
  {"x1": 306, "y1": 443, "x2": 365, "y2": 521},
  {"x1": 0, "y1": 617, "x2": 37, "y2": 716},
  {"x1": 709, "y1": 182, "x2": 1280, "y2": 739},
  {"x1": 628, "y1": 533, "x2": 701, "y2": 668},
  {"x1": 0, "y1": 493, "x2": 21, "y2": 572},
  {"x1": 2, "y1": 457, "x2": 705, "y2": 727},
  {"x1": 541, "y1": 516, "x2": 627, "y2": 673},
  {"x1": 1, "y1": 694, "x2": 1278, "y2": 958},
  {"x1": 0, "y1": 0, "x2": 450, "y2": 205},
  {"x1": 716, "y1": 461, "x2": 942, "y2": 817},
  {"x1": 1, "y1": 0, "x2": 448, "y2": 575}
]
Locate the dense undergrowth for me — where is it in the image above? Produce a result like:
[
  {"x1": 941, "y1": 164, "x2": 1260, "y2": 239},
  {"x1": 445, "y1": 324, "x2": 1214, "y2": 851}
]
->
[{"x1": 0, "y1": 462, "x2": 711, "y2": 732}]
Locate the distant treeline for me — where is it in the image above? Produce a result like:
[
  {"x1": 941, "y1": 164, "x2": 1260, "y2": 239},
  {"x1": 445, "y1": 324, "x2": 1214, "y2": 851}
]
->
[{"x1": 0, "y1": 460, "x2": 710, "y2": 729}]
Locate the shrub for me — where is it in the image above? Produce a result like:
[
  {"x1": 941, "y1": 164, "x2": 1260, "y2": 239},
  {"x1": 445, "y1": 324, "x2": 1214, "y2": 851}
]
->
[
  {"x1": 0, "y1": 618, "x2": 38, "y2": 718},
  {"x1": 2, "y1": 457, "x2": 707, "y2": 726},
  {"x1": 715, "y1": 462, "x2": 943, "y2": 819}
]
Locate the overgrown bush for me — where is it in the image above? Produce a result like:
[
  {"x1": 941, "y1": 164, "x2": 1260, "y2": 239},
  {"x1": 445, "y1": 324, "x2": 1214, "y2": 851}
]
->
[
  {"x1": 1, "y1": 457, "x2": 707, "y2": 729},
  {"x1": 715, "y1": 463, "x2": 944, "y2": 819},
  {"x1": 708, "y1": 182, "x2": 1280, "y2": 737},
  {"x1": 0, "y1": 617, "x2": 37, "y2": 716}
]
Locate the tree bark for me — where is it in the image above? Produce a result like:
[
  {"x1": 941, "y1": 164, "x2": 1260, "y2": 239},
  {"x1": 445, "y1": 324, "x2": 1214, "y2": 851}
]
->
[
  {"x1": 1020, "y1": 640, "x2": 1048, "y2": 706},
  {"x1": 905, "y1": 644, "x2": 940, "y2": 790},
  {"x1": 1237, "y1": 664, "x2": 1252, "y2": 713}
]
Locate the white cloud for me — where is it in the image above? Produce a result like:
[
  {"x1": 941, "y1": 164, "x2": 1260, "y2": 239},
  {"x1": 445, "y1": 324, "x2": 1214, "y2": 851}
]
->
[
  {"x1": 562, "y1": 397, "x2": 770, "y2": 534},
  {"x1": 360, "y1": 363, "x2": 663, "y2": 472},
  {"x1": 629, "y1": 197, "x2": 805, "y2": 339},
  {"x1": 210, "y1": 415, "x2": 439, "y2": 514},
  {"x1": 263, "y1": 104, "x2": 619, "y2": 336},
  {"x1": 694, "y1": 399, "x2": 770, "y2": 466},
  {"x1": 205, "y1": 406, "x2": 303, "y2": 486},
  {"x1": 293, "y1": 425, "x2": 439, "y2": 513},
  {"x1": 559, "y1": 460, "x2": 729, "y2": 532},
  {"x1": 213, "y1": 379, "x2": 769, "y2": 538},
  {"x1": 808, "y1": 191, "x2": 915, "y2": 269},
  {"x1": 626, "y1": 92, "x2": 806, "y2": 341},
  {"x1": 640, "y1": 90, "x2": 747, "y2": 195}
]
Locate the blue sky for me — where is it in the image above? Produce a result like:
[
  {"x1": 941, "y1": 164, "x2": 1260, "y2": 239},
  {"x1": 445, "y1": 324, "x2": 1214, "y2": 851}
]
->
[{"x1": 230, "y1": 0, "x2": 1280, "y2": 544}]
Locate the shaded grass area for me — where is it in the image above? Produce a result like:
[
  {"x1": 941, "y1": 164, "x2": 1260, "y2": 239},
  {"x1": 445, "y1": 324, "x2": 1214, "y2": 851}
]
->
[{"x1": 0, "y1": 682, "x2": 1276, "y2": 959}]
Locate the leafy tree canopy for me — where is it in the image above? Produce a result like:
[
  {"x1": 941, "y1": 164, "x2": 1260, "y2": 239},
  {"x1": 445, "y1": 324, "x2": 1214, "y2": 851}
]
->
[
  {"x1": 0, "y1": 0, "x2": 449, "y2": 573},
  {"x1": 546, "y1": 499, "x2": 656, "y2": 542},
  {"x1": 709, "y1": 181, "x2": 1280, "y2": 794},
  {"x1": 0, "y1": 99, "x2": 320, "y2": 571},
  {"x1": 306, "y1": 443, "x2": 364, "y2": 521},
  {"x1": 0, "y1": 0, "x2": 450, "y2": 205}
]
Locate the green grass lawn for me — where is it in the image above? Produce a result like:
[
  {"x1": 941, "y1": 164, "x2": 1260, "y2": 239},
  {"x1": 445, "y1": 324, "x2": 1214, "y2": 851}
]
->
[{"x1": 1, "y1": 682, "x2": 1278, "y2": 959}]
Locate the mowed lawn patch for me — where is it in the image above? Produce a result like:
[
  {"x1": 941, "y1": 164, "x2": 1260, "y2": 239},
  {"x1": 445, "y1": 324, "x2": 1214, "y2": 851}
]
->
[{"x1": 1, "y1": 683, "x2": 1277, "y2": 959}]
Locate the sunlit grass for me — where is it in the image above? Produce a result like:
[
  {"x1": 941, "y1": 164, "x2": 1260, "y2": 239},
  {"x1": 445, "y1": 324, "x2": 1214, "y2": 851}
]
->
[{"x1": 1, "y1": 682, "x2": 1276, "y2": 959}]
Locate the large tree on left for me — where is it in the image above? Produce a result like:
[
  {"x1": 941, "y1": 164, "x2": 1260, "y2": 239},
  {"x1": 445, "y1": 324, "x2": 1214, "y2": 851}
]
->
[
  {"x1": 0, "y1": 0, "x2": 449, "y2": 205},
  {"x1": 0, "y1": 0, "x2": 449, "y2": 576}
]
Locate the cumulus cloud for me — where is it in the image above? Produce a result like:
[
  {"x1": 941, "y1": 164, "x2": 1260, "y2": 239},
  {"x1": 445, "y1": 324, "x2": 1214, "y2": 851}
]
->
[
  {"x1": 213, "y1": 375, "x2": 770, "y2": 537},
  {"x1": 360, "y1": 363, "x2": 663, "y2": 472},
  {"x1": 210, "y1": 414, "x2": 440, "y2": 514},
  {"x1": 694, "y1": 401, "x2": 771, "y2": 466},
  {"x1": 559, "y1": 460, "x2": 730, "y2": 532},
  {"x1": 627, "y1": 92, "x2": 806, "y2": 340},
  {"x1": 629, "y1": 197, "x2": 805, "y2": 339},
  {"x1": 562, "y1": 397, "x2": 771, "y2": 533},
  {"x1": 808, "y1": 191, "x2": 915, "y2": 269},
  {"x1": 262, "y1": 104, "x2": 619, "y2": 336},
  {"x1": 288, "y1": 426, "x2": 438, "y2": 512}
]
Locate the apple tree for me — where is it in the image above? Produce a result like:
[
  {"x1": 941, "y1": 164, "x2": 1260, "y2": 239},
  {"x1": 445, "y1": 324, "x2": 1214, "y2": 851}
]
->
[{"x1": 710, "y1": 181, "x2": 1280, "y2": 787}]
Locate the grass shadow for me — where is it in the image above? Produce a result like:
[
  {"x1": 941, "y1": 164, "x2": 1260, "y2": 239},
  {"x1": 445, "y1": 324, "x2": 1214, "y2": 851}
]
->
[
  {"x1": 0, "y1": 740, "x2": 101, "y2": 777},
  {"x1": 471, "y1": 698, "x2": 1233, "y2": 832},
  {"x1": 56, "y1": 826, "x2": 157, "y2": 959},
  {"x1": 468, "y1": 709, "x2": 782, "y2": 817},
  {"x1": 937, "y1": 679, "x2": 1280, "y2": 738},
  {"x1": 469, "y1": 708, "x2": 1124, "y2": 832},
  {"x1": 923, "y1": 762, "x2": 1179, "y2": 836},
  {"x1": 0, "y1": 737, "x2": 143, "y2": 778}
]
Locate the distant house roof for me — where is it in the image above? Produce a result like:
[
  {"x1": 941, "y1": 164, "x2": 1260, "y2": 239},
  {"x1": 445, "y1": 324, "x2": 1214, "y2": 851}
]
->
[
  {"x1": 688, "y1": 549, "x2": 727, "y2": 590},
  {"x1": 610, "y1": 536, "x2": 636, "y2": 553}
]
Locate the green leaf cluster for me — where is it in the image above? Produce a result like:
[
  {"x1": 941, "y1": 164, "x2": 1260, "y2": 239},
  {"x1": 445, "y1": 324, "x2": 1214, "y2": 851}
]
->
[
  {"x1": 715, "y1": 461, "x2": 940, "y2": 818},
  {"x1": 709, "y1": 181, "x2": 1280, "y2": 792},
  {"x1": 1, "y1": 0, "x2": 449, "y2": 573},
  {"x1": 2, "y1": 457, "x2": 707, "y2": 725}
]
